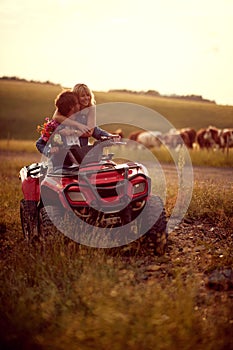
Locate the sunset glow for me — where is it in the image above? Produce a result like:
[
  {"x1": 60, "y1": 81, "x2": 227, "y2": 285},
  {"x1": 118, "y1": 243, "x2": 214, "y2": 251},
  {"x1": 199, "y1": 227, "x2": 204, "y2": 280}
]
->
[{"x1": 1, "y1": 0, "x2": 233, "y2": 105}]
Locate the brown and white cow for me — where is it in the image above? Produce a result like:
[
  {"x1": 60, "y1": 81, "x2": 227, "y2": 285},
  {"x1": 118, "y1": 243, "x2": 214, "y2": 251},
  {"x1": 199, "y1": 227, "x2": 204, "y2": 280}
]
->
[
  {"x1": 161, "y1": 128, "x2": 188, "y2": 150},
  {"x1": 161, "y1": 132, "x2": 182, "y2": 150},
  {"x1": 160, "y1": 128, "x2": 197, "y2": 150},
  {"x1": 219, "y1": 128, "x2": 233, "y2": 153},
  {"x1": 137, "y1": 131, "x2": 162, "y2": 148},
  {"x1": 128, "y1": 130, "x2": 162, "y2": 148},
  {"x1": 180, "y1": 128, "x2": 197, "y2": 149},
  {"x1": 128, "y1": 130, "x2": 143, "y2": 141},
  {"x1": 196, "y1": 126, "x2": 221, "y2": 150}
]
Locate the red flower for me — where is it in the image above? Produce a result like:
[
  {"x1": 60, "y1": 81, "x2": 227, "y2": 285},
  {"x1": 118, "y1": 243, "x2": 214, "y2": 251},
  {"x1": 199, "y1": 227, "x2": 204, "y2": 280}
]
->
[{"x1": 37, "y1": 118, "x2": 60, "y2": 142}]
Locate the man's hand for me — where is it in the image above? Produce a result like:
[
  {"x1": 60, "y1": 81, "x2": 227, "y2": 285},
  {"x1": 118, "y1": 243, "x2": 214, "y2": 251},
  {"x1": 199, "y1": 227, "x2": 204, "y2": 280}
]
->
[
  {"x1": 76, "y1": 123, "x2": 92, "y2": 134},
  {"x1": 60, "y1": 128, "x2": 72, "y2": 136},
  {"x1": 81, "y1": 128, "x2": 94, "y2": 137}
]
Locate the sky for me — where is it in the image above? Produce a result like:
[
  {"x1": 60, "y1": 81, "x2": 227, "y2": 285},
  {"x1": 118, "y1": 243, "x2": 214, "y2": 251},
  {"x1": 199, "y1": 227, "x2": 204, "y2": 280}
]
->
[{"x1": 1, "y1": 0, "x2": 233, "y2": 105}]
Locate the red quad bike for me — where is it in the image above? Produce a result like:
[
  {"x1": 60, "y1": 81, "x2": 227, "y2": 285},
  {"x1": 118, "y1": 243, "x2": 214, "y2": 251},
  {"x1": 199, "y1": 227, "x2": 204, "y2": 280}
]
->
[{"x1": 19, "y1": 138, "x2": 167, "y2": 255}]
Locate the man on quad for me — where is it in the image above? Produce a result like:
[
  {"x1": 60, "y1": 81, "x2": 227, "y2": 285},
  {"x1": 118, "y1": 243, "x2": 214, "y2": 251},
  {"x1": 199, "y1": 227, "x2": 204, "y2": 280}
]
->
[{"x1": 36, "y1": 89, "x2": 119, "y2": 169}]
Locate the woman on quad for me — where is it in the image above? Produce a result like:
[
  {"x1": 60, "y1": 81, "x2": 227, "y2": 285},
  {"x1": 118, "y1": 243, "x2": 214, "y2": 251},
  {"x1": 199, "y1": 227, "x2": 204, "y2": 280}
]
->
[
  {"x1": 36, "y1": 87, "x2": 119, "y2": 169},
  {"x1": 52, "y1": 83, "x2": 121, "y2": 145}
]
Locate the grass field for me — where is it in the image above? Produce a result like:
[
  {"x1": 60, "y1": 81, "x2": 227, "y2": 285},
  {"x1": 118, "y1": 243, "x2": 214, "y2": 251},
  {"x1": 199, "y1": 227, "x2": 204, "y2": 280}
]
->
[
  {"x1": 0, "y1": 79, "x2": 233, "y2": 168},
  {"x1": 1, "y1": 80, "x2": 233, "y2": 349},
  {"x1": 1, "y1": 79, "x2": 233, "y2": 140},
  {"x1": 0, "y1": 151, "x2": 233, "y2": 350},
  {"x1": 1, "y1": 139, "x2": 232, "y2": 168}
]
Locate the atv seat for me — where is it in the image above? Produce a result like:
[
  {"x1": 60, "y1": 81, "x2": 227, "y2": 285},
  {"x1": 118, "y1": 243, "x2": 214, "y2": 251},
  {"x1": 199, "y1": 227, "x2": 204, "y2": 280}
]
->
[{"x1": 48, "y1": 164, "x2": 80, "y2": 176}]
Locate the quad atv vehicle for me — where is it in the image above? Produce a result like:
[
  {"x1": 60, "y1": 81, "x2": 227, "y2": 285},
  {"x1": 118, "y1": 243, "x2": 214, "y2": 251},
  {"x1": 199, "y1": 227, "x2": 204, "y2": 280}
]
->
[{"x1": 19, "y1": 138, "x2": 167, "y2": 254}]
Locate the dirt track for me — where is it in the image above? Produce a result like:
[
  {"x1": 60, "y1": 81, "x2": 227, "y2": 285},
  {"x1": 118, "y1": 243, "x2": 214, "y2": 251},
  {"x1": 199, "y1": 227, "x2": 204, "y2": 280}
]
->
[
  {"x1": 145, "y1": 162, "x2": 233, "y2": 283},
  {"x1": 2, "y1": 149, "x2": 233, "y2": 181}
]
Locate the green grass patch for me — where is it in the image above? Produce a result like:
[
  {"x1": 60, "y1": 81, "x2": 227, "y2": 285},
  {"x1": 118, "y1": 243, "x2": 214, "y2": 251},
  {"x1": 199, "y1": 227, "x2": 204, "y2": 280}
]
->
[
  {"x1": 95, "y1": 90, "x2": 233, "y2": 129},
  {"x1": 0, "y1": 80, "x2": 61, "y2": 140}
]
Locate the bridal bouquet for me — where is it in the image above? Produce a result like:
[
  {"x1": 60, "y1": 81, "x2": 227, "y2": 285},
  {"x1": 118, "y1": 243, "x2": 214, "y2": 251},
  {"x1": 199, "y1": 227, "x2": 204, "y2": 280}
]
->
[{"x1": 37, "y1": 117, "x2": 61, "y2": 143}]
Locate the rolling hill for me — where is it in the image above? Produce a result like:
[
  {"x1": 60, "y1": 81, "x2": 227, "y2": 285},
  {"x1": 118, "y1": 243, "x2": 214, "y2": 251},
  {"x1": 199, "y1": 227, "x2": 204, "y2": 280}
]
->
[{"x1": 0, "y1": 79, "x2": 233, "y2": 140}]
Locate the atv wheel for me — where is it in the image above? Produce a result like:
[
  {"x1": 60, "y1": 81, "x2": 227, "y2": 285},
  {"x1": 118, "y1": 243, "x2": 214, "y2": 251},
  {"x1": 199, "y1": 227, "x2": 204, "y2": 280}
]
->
[
  {"x1": 138, "y1": 195, "x2": 167, "y2": 255},
  {"x1": 38, "y1": 206, "x2": 63, "y2": 238},
  {"x1": 20, "y1": 199, "x2": 38, "y2": 242}
]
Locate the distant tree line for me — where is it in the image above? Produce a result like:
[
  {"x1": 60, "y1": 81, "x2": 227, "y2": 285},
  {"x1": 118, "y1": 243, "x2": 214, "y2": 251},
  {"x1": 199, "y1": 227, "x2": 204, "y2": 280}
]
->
[
  {"x1": 0, "y1": 76, "x2": 61, "y2": 87},
  {"x1": 108, "y1": 89, "x2": 216, "y2": 104}
]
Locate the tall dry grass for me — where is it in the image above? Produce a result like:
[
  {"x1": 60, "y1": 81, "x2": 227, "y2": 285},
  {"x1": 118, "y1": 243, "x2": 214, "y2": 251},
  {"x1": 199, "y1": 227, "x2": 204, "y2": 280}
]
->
[
  {"x1": 2, "y1": 239, "x2": 230, "y2": 350},
  {"x1": 0, "y1": 153, "x2": 233, "y2": 349},
  {"x1": 1, "y1": 139, "x2": 232, "y2": 167}
]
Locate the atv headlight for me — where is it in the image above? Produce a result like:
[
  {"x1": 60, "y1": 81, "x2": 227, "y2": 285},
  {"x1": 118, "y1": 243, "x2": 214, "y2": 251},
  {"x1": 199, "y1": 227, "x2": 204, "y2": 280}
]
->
[
  {"x1": 67, "y1": 191, "x2": 86, "y2": 202},
  {"x1": 133, "y1": 182, "x2": 146, "y2": 195},
  {"x1": 128, "y1": 167, "x2": 138, "y2": 177}
]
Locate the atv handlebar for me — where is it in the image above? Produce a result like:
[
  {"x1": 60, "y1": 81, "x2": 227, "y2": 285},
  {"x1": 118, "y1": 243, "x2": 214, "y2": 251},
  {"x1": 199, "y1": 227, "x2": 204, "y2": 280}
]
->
[{"x1": 98, "y1": 136, "x2": 126, "y2": 146}]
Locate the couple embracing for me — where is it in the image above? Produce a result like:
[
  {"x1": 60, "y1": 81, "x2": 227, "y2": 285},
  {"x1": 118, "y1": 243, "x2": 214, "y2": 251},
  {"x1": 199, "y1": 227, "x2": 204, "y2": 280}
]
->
[{"x1": 36, "y1": 83, "x2": 120, "y2": 169}]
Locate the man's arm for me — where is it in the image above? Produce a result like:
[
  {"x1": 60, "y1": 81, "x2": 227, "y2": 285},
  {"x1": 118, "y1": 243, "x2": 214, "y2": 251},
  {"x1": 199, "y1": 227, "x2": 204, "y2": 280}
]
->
[
  {"x1": 36, "y1": 137, "x2": 50, "y2": 156},
  {"x1": 52, "y1": 109, "x2": 94, "y2": 135},
  {"x1": 93, "y1": 127, "x2": 121, "y2": 141}
]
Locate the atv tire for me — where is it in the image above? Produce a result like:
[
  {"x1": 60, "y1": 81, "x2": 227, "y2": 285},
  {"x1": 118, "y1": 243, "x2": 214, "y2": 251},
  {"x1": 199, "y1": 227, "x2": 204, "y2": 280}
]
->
[
  {"x1": 139, "y1": 195, "x2": 167, "y2": 255},
  {"x1": 39, "y1": 206, "x2": 63, "y2": 238},
  {"x1": 20, "y1": 199, "x2": 38, "y2": 242}
]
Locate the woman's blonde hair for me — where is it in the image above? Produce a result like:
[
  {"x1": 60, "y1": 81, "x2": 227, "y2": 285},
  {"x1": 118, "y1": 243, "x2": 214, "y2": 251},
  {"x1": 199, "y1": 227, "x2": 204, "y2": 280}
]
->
[{"x1": 72, "y1": 83, "x2": 96, "y2": 107}]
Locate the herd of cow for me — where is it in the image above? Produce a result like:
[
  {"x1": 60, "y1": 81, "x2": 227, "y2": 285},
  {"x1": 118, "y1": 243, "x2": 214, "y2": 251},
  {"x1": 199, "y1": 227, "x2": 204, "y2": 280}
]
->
[{"x1": 111, "y1": 126, "x2": 233, "y2": 153}]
